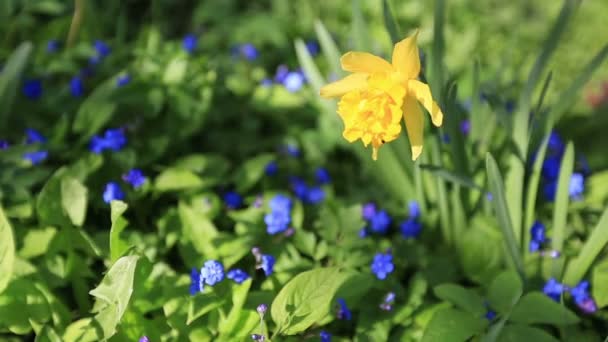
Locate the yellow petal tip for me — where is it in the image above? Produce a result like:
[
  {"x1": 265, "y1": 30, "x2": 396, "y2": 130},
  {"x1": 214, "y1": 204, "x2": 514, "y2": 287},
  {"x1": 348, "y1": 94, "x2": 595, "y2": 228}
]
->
[{"x1": 411, "y1": 146, "x2": 422, "y2": 160}]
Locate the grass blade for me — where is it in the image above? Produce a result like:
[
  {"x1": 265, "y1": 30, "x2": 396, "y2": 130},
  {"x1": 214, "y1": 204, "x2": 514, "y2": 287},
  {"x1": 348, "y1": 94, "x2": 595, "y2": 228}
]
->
[
  {"x1": 382, "y1": 0, "x2": 400, "y2": 44},
  {"x1": 314, "y1": 20, "x2": 343, "y2": 78},
  {"x1": 431, "y1": 138, "x2": 451, "y2": 246},
  {"x1": 562, "y1": 208, "x2": 608, "y2": 286},
  {"x1": 294, "y1": 38, "x2": 325, "y2": 93},
  {"x1": 551, "y1": 142, "x2": 574, "y2": 278},
  {"x1": 351, "y1": 0, "x2": 370, "y2": 50},
  {"x1": 430, "y1": 0, "x2": 446, "y2": 99},
  {"x1": 419, "y1": 164, "x2": 483, "y2": 191},
  {"x1": 486, "y1": 153, "x2": 525, "y2": 279},
  {"x1": 0, "y1": 42, "x2": 33, "y2": 131}
]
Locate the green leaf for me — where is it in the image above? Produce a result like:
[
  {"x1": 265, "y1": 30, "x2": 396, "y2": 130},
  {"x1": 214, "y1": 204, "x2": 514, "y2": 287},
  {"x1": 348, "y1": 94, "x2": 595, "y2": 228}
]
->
[
  {"x1": 497, "y1": 324, "x2": 559, "y2": 342},
  {"x1": 109, "y1": 201, "x2": 130, "y2": 262},
  {"x1": 154, "y1": 168, "x2": 204, "y2": 192},
  {"x1": 563, "y1": 207, "x2": 608, "y2": 286},
  {"x1": 420, "y1": 164, "x2": 484, "y2": 191},
  {"x1": 62, "y1": 318, "x2": 102, "y2": 342},
  {"x1": 434, "y1": 284, "x2": 486, "y2": 316},
  {"x1": 382, "y1": 0, "x2": 400, "y2": 44},
  {"x1": 219, "y1": 278, "x2": 253, "y2": 334},
  {"x1": 72, "y1": 75, "x2": 121, "y2": 139},
  {"x1": 509, "y1": 292, "x2": 579, "y2": 325},
  {"x1": 36, "y1": 169, "x2": 71, "y2": 227},
  {"x1": 0, "y1": 206, "x2": 15, "y2": 294},
  {"x1": 524, "y1": 133, "x2": 551, "y2": 254},
  {"x1": 551, "y1": 142, "x2": 574, "y2": 278},
  {"x1": 0, "y1": 42, "x2": 33, "y2": 130},
  {"x1": 35, "y1": 325, "x2": 63, "y2": 342},
  {"x1": 485, "y1": 154, "x2": 524, "y2": 278},
  {"x1": 294, "y1": 38, "x2": 325, "y2": 94},
  {"x1": 89, "y1": 255, "x2": 139, "y2": 339},
  {"x1": 430, "y1": 0, "x2": 446, "y2": 98},
  {"x1": 591, "y1": 258, "x2": 608, "y2": 308},
  {"x1": 178, "y1": 202, "x2": 219, "y2": 258},
  {"x1": 60, "y1": 176, "x2": 88, "y2": 227},
  {"x1": 234, "y1": 154, "x2": 274, "y2": 193},
  {"x1": 421, "y1": 307, "x2": 487, "y2": 342},
  {"x1": 487, "y1": 270, "x2": 523, "y2": 314},
  {"x1": 351, "y1": 0, "x2": 370, "y2": 51},
  {"x1": 187, "y1": 292, "x2": 225, "y2": 325},
  {"x1": 271, "y1": 268, "x2": 350, "y2": 335},
  {"x1": 163, "y1": 56, "x2": 188, "y2": 84},
  {"x1": 314, "y1": 20, "x2": 342, "y2": 77}
]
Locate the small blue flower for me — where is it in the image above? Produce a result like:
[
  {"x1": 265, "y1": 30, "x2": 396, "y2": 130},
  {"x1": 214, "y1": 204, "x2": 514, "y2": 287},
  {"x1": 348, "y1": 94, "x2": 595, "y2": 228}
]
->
[
  {"x1": 240, "y1": 43, "x2": 259, "y2": 61},
  {"x1": 260, "y1": 254, "x2": 275, "y2": 276},
  {"x1": 70, "y1": 76, "x2": 84, "y2": 97},
  {"x1": 542, "y1": 156, "x2": 561, "y2": 181},
  {"x1": 90, "y1": 128, "x2": 127, "y2": 153},
  {"x1": 305, "y1": 186, "x2": 325, "y2": 204},
  {"x1": 547, "y1": 132, "x2": 564, "y2": 156},
  {"x1": 400, "y1": 219, "x2": 422, "y2": 238},
  {"x1": 22, "y1": 79, "x2": 43, "y2": 100},
  {"x1": 543, "y1": 181, "x2": 557, "y2": 201},
  {"x1": 139, "y1": 336, "x2": 149, "y2": 342},
  {"x1": 257, "y1": 303, "x2": 268, "y2": 315},
  {"x1": 371, "y1": 252, "x2": 394, "y2": 280},
  {"x1": 23, "y1": 151, "x2": 48, "y2": 165},
  {"x1": 25, "y1": 128, "x2": 46, "y2": 144},
  {"x1": 569, "y1": 173, "x2": 584, "y2": 200},
  {"x1": 570, "y1": 281, "x2": 597, "y2": 313},
  {"x1": 223, "y1": 191, "x2": 243, "y2": 209},
  {"x1": 103, "y1": 182, "x2": 124, "y2": 204},
  {"x1": 283, "y1": 71, "x2": 305, "y2": 92},
  {"x1": 529, "y1": 221, "x2": 546, "y2": 252},
  {"x1": 362, "y1": 202, "x2": 376, "y2": 221},
  {"x1": 284, "y1": 144, "x2": 300, "y2": 157},
  {"x1": 460, "y1": 119, "x2": 471, "y2": 135},
  {"x1": 305, "y1": 40, "x2": 320, "y2": 56},
  {"x1": 261, "y1": 78, "x2": 273, "y2": 87},
  {"x1": 200, "y1": 260, "x2": 225, "y2": 286},
  {"x1": 380, "y1": 292, "x2": 396, "y2": 311},
  {"x1": 315, "y1": 167, "x2": 331, "y2": 184},
  {"x1": 183, "y1": 34, "x2": 198, "y2": 53},
  {"x1": 116, "y1": 74, "x2": 131, "y2": 87},
  {"x1": 122, "y1": 169, "x2": 146, "y2": 188},
  {"x1": 226, "y1": 269, "x2": 250, "y2": 284},
  {"x1": 94, "y1": 40, "x2": 111, "y2": 58},
  {"x1": 369, "y1": 210, "x2": 391, "y2": 234},
  {"x1": 0, "y1": 140, "x2": 9, "y2": 150},
  {"x1": 264, "y1": 210, "x2": 291, "y2": 235},
  {"x1": 543, "y1": 278, "x2": 565, "y2": 302},
  {"x1": 358, "y1": 227, "x2": 368, "y2": 238},
  {"x1": 290, "y1": 176, "x2": 308, "y2": 200},
  {"x1": 408, "y1": 200, "x2": 420, "y2": 219},
  {"x1": 251, "y1": 334, "x2": 265, "y2": 341},
  {"x1": 189, "y1": 267, "x2": 204, "y2": 295},
  {"x1": 274, "y1": 65, "x2": 289, "y2": 83},
  {"x1": 320, "y1": 330, "x2": 331, "y2": 342},
  {"x1": 265, "y1": 161, "x2": 278, "y2": 176},
  {"x1": 485, "y1": 309, "x2": 497, "y2": 321},
  {"x1": 269, "y1": 194, "x2": 292, "y2": 212},
  {"x1": 47, "y1": 39, "x2": 60, "y2": 53},
  {"x1": 336, "y1": 298, "x2": 352, "y2": 320}
]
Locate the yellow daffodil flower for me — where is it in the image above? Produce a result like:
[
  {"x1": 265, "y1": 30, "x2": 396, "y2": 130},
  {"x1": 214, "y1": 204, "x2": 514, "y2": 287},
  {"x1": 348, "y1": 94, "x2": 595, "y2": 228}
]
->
[{"x1": 320, "y1": 30, "x2": 443, "y2": 160}]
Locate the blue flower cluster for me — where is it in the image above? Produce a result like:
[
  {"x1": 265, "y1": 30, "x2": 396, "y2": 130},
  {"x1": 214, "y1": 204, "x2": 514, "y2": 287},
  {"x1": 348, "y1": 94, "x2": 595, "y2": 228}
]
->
[
  {"x1": 319, "y1": 330, "x2": 331, "y2": 342},
  {"x1": 183, "y1": 34, "x2": 198, "y2": 54},
  {"x1": 190, "y1": 260, "x2": 225, "y2": 294},
  {"x1": 400, "y1": 201, "x2": 422, "y2": 238},
  {"x1": 528, "y1": 221, "x2": 547, "y2": 253},
  {"x1": 20, "y1": 128, "x2": 49, "y2": 165},
  {"x1": 371, "y1": 252, "x2": 394, "y2": 280},
  {"x1": 103, "y1": 168, "x2": 147, "y2": 203},
  {"x1": 122, "y1": 169, "x2": 147, "y2": 188},
  {"x1": 543, "y1": 278, "x2": 597, "y2": 314},
  {"x1": 22, "y1": 79, "x2": 43, "y2": 100},
  {"x1": 360, "y1": 203, "x2": 391, "y2": 235},
  {"x1": 223, "y1": 191, "x2": 243, "y2": 209},
  {"x1": 336, "y1": 298, "x2": 352, "y2": 320},
  {"x1": 90, "y1": 128, "x2": 127, "y2": 154},
  {"x1": 90, "y1": 40, "x2": 111, "y2": 65},
  {"x1": 290, "y1": 176, "x2": 325, "y2": 205},
  {"x1": 265, "y1": 65, "x2": 307, "y2": 92},
  {"x1": 227, "y1": 269, "x2": 250, "y2": 284},
  {"x1": 540, "y1": 132, "x2": 588, "y2": 201},
  {"x1": 233, "y1": 43, "x2": 259, "y2": 61},
  {"x1": 264, "y1": 194, "x2": 293, "y2": 235}
]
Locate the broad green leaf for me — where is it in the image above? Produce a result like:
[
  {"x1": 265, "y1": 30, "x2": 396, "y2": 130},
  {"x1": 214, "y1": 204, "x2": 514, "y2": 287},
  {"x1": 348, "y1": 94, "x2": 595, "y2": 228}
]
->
[
  {"x1": 154, "y1": 168, "x2": 204, "y2": 192},
  {"x1": 72, "y1": 75, "x2": 122, "y2": 139},
  {"x1": 89, "y1": 255, "x2": 139, "y2": 339},
  {"x1": 487, "y1": 270, "x2": 523, "y2": 314},
  {"x1": 62, "y1": 318, "x2": 102, "y2": 342},
  {"x1": 314, "y1": 20, "x2": 342, "y2": 77},
  {"x1": 433, "y1": 284, "x2": 486, "y2": 316},
  {"x1": 551, "y1": 142, "x2": 574, "y2": 278},
  {"x1": 458, "y1": 223, "x2": 503, "y2": 285},
  {"x1": 187, "y1": 292, "x2": 225, "y2": 325},
  {"x1": 592, "y1": 258, "x2": 608, "y2": 308},
  {"x1": 0, "y1": 206, "x2": 15, "y2": 294},
  {"x1": 60, "y1": 176, "x2": 88, "y2": 227},
  {"x1": 219, "y1": 278, "x2": 253, "y2": 334},
  {"x1": 497, "y1": 324, "x2": 559, "y2": 342},
  {"x1": 509, "y1": 292, "x2": 579, "y2": 325},
  {"x1": 0, "y1": 42, "x2": 33, "y2": 130},
  {"x1": 421, "y1": 307, "x2": 487, "y2": 342},
  {"x1": 486, "y1": 154, "x2": 524, "y2": 278},
  {"x1": 163, "y1": 56, "x2": 188, "y2": 84},
  {"x1": 178, "y1": 202, "x2": 219, "y2": 258},
  {"x1": 271, "y1": 268, "x2": 350, "y2": 335},
  {"x1": 37, "y1": 169, "x2": 71, "y2": 227},
  {"x1": 563, "y1": 207, "x2": 608, "y2": 286},
  {"x1": 109, "y1": 201, "x2": 129, "y2": 262},
  {"x1": 35, "y1": 325, "x2": 63, "y2": 342},
  {"x1": 234, "y1": 154, "x2": 274, "y2": 193}
]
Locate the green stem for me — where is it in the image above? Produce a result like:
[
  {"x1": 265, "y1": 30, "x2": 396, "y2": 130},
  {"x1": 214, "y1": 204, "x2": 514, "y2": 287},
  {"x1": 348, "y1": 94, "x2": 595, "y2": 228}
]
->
[{"x1": 67, "y1": 0, "x2": 85, "y2": 48}]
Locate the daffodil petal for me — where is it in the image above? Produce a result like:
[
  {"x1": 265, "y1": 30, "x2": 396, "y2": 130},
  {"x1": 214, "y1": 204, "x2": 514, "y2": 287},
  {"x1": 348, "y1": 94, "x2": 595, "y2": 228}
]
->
[
  {"x1": 392, "y1": 30, "x2": 420, "y2": 79},
  {"x1": 320, "y1": 73, "x2": 368, "y2": 98},
  {"x1": 403, "y1": 95, "x2": 424, "y2": 160},
  {"x1": 341, "y1": 52, "x2": 393, "y2": 74},
  {"x1": 408, "y1": 79, "x2": 443, "y2": 127}
]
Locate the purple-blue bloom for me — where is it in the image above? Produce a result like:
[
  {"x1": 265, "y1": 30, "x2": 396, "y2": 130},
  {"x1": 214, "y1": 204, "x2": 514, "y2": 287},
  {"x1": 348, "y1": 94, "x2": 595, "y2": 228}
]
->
[
  {"x1": 283, "y1": 71, "x2": 305, "y2": 92},
  {"x1": 200, "y1": 260, "x2": 225, "y2": 286},
  {"x1": 183, "y1": 34, "x2": 197, "y2": 53},
  {"x1": 315, "y1": 167, "x2": 331, "y2": 184},
  {"x1": 569, "y1": 173, "x2": 585, "y2": 200},
  {"x1": 485, "y1": 310, "x2": 497, "y2": 321},
  {"x1": 336, "y1": 298, "x2": 352, "y2": 320},
  {"x1": 264, "y1": 210, "x2": 291, "y2": 235},
  {"x1": 362, "y1": 202, "x2": 376, "y2": 221},
  {"x1": 94, "y1": 40, "x2": 111, "y2": 58},
  {"x1": 190, "y1": 267, "x2": 204, "y2": 295},
  {"x1": 103, "y1": 182, "x2": 125, "y2": 204},
  {"x1": 269, "y1": 194, "x2": 292, "y2": 212},
  {"x1": 305, "y1": 40, "x2": 320, "y2": 56},
  {"x1": 122, "y1": 169, "x2": 146, "y2": 188},
  {"x1": 305, "y1": 186, "x2": 325, "y2": 204},
  {"x1": 139, "y1": 336, "x2": 149, "y2": 342},
  {"x1": 47, "y1": 39, "x2": 60, "y2": 53},
  {"x1": 547, "y1": 132, "x2": 565, "y2": 156},
  {"x1": 380, "y1": 292, "x2": 396, "y2": 311},
  {"x1": 90, "y1": 128, "x2": 127, "y2": 153},
  {"x1": 260, "y1": 254, "x2": 275, "y2": 276},
  {"x1": 408, "y1": 200, "x2": 420, "y2": 219},
  {"x1": 25, "y1": 128, "x2": 46, "y2": 144},
  {"x1": 274, "y1": 65, "x2": 289, "y2": 83},
  {"x1": 22, "y1": 79, "x2": 43, "y2": 100},
  {"x1": 529, "y1": 221, "x2": 546, "y2": 252},
  {"x1": 261, "y1": 78, "x2": 273, "y2": 87},
  {"x1": 265, "y1": 161, "x2": 278, "y2": 176},
  {"x1": 70, "y1": 76, "x2": 84, "y2": 97},
  {"x1": 223, "y1": 191, "x2": 243, "y2": 209},
  {"x1": 239, "y1": 43, "x2": 259, "y2": 61},
  {"x1": 284, "y1": 144, "x2": 300, "y2": 157},
  {"x1": 23, "y1": 151, "x2": 48, "y2": 165},
  {"x1": 543, "y1": 278, "x2": 566, "y2": 302},
  {"x1": 542, "y1": 156, "x2": 561, "y2": 181},
  {"x1": 460, "y1": 119, "x2": 471, "y2": 135},
  {"x1": 320, "y1": 330, "x2": 331, "y2": 342},
  {"x1": 570, "y1": 281, "x2": 597, "y2": 314},
  {"x1": 226, "y1": 269, "x2": 250, "y2": 284},
  {"x1": 116, "y1": 74, "x2": 131, "y2": 87},
  {"x1": 371, "y1": 252, "x2": 394, "y2": 280},
  {"x1": 369, "y1": 210, "x2": 391, "y2": 234},
  {"x1": 400, "y1": 219, "x2": 422, "y2": 238},
  {"x1": 0, "y1": 140, "x2": 8, "y2": 150}
]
